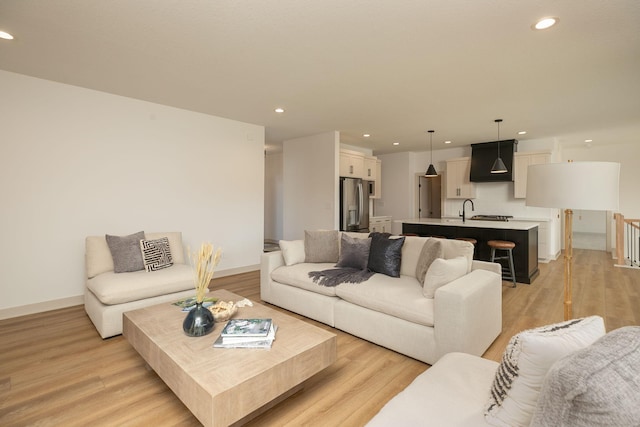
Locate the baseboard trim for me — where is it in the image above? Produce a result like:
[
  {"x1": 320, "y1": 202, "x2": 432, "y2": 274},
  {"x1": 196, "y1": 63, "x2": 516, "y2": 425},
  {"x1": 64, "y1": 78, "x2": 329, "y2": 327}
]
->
[
  {"x1": 216, "y1": 264, "x2": 260, "y2": 277},
  {"x1": 0, "y1": 265, "x2": 260, "y2": 321},
  {"x1": 0, "y1": 295, "x2": 84, "y2": 320}
]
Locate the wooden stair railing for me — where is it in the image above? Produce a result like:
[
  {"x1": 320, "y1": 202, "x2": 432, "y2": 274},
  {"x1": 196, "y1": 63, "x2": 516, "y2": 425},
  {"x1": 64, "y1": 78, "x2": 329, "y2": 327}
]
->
[{"x1": 614, "y1": 213, "x2": 640, "y2": 267}]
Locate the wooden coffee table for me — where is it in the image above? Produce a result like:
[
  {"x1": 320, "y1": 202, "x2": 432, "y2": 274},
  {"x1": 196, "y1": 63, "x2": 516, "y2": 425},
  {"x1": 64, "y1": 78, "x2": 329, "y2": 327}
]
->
[{"x1": 123, "y1": 289, "x2": 337, "y2": 426}]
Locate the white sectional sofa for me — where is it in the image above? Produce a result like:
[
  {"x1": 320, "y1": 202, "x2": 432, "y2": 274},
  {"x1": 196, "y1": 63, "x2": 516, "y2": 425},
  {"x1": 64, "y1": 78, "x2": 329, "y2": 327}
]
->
[
  {"x1": 261, "y1": 232, "x2": 503, "y2": 365},
  {"x1": 367, "y1": 318, "x2": 640, "y2": 427},
  {"x1": 84, "y1": 232, "x2": 195, "y2": 338}
]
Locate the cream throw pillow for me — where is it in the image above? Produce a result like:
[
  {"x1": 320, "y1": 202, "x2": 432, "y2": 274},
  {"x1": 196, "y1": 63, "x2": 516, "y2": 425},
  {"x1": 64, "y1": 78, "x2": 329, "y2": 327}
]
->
[
  {"x1": 422, "y1": 256, "x2": 467, "y2": 298},
  {"x1": 485, "y1": 316, "x2": 606, "y2": 427},
  {"x1": 279, "y1": 240, "x2": 305, "y2": 266}
]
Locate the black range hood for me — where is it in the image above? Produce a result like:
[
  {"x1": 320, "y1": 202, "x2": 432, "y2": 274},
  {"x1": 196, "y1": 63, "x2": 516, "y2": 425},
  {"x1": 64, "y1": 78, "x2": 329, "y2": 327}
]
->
[{"x1": 470, "y1": 140, "x2": 518, "y2": 182}]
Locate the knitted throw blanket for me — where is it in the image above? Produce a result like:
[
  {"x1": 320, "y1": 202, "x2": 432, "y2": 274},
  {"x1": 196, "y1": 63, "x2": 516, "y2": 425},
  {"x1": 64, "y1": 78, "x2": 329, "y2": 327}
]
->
[{"x1": 308, "y1": 268, "x2": 374, "y2": 287}]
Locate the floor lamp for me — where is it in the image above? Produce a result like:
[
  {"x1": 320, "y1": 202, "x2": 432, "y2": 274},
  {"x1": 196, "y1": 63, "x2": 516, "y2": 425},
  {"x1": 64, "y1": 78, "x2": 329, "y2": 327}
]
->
[{"x1": 526, "y1": 161, "x2": 620, "y2": 321}]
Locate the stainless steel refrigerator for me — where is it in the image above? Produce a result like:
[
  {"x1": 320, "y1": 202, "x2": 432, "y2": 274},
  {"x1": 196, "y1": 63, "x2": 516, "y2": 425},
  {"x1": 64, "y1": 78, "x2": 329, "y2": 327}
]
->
[{"x1": 340, "y1": 177, "x2": 370, "y2": 232}]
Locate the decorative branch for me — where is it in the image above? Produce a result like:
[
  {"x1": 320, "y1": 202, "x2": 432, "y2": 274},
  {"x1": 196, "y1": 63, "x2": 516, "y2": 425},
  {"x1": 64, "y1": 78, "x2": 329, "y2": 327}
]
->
[{"x1": 188, "y1": 242, "x2": 222, "y2": 303}]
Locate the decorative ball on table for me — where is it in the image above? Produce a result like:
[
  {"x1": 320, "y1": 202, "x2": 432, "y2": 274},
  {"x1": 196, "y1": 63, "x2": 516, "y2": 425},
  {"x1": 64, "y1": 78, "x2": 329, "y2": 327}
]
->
[{"x1": 183, "y1": 242, "x2": 222, "y2": 337}]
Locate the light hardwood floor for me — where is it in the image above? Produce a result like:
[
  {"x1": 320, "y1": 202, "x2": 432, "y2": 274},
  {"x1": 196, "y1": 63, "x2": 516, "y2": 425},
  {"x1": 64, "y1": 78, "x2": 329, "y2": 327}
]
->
[{"x1": 1, "y1": 250, "x2": 638, "y2": 426}]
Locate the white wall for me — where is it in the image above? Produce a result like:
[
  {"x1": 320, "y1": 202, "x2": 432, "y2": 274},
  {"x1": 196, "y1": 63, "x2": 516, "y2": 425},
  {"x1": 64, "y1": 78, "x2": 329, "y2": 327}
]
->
[
  {"x1": 282, "y1": 131, "x2": 339, "y2": 239},
  {"x1": 264, "y1": 152, "x2": 283, "y2": 241},
  {"x1": 373, "y1": 151, "x2": 416, "y2": 235},
  {"x1": 0, "y1": 70, "x2": 265, "y2": 314},
  {"x1": 562, "y1": 141, "x2": 640, "y2": 219}
]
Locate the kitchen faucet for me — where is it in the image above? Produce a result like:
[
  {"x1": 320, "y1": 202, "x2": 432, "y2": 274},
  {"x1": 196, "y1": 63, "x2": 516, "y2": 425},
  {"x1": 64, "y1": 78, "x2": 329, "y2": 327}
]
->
[{"x1": 459, "y1": 199, "x2": 475, "y2": 223}]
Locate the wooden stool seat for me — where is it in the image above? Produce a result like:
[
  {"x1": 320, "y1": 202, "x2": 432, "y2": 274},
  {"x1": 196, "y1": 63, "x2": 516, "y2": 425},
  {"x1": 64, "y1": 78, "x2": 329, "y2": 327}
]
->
[
  {"x1": 487, "y1": 240, "x2": 515, "y2": 250},
  {"x1": 456, "y1": 237, "x2": 477, "y2": 245},
  {"x1": 430, "y1": 235, "x2": 447, "y2": 239},
  {"x1": 401, "y1": 233, "x2": 419, "y2": 236},
  {"x1": 488, "y1": 240, "x2": 517, "y2": 287}
]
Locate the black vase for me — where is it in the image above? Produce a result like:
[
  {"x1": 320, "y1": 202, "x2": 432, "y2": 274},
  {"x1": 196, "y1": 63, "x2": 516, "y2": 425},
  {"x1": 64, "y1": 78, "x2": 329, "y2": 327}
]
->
[{"x1": 183, "y1": 302, "x2": 215, "y2": 337}]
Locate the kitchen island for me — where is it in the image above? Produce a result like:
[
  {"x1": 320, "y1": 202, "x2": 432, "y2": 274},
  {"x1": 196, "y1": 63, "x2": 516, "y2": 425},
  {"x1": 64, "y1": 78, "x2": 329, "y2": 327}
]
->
[{"x1": 399, "y1": 218, "x2": 539, "y2": 284}]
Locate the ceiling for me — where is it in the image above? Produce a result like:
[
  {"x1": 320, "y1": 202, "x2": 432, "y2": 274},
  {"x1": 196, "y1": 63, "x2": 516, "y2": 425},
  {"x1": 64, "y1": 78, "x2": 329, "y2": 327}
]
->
[{"x1": 1, "y1": 1, "x2": 639, "y2": 154}]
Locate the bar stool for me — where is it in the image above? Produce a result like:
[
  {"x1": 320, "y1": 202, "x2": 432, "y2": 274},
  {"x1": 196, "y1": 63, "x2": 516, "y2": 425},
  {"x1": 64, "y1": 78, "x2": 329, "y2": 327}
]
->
[
  {"x1": 455, "y1": 237, "x2": 477, "y2": 245},
  {"x1": 488, "y1": 240, "x2": 516, "y2": 287}
]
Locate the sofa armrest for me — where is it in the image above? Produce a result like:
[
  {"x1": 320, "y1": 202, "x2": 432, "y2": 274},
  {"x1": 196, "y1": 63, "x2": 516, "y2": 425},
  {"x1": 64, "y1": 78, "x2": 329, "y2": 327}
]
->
[
  {"x1": 260, "y1": 251, "x2": 285, "y2": 302},
  {"x1": 434, "y1": 269, "x2": 502, "y2": 360},
  {"x1": 472, "y1": 260, "x2": 501, "y2": 276}
]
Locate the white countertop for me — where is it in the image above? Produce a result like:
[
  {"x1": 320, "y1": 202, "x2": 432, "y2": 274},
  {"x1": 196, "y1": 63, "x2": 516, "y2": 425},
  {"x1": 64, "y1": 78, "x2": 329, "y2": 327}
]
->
[{"x1": 396, "y1": 218, "x2": 540, "y2": 231}]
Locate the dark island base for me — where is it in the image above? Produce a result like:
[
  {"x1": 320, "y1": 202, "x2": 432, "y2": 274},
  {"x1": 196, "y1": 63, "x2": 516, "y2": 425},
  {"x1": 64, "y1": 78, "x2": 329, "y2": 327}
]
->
[{"x1": 402, "y1": 223, "x2": 539, "y2": 284}]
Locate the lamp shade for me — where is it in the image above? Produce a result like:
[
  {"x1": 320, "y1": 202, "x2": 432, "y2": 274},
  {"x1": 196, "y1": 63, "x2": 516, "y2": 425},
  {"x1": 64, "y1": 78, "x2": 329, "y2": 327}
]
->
[
  {"x1": 425, "y1": 164, "x2": 437, "y2": 177},
  {"x1": 526, "y1": 162, "x2": 620, "y2": 211}
]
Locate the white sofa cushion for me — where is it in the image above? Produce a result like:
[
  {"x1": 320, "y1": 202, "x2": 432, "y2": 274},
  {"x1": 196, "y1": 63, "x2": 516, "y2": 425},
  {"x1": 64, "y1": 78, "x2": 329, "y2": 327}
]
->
[
  {"x1": 271, "y1": 263, "x2": 338, "y2": 297},
  {"x1": 279, "y1": 239, "x2": 305, "y2": 266},
  {"x1": 422, "y1": 256, "x2": 468, "y2": 298},
  {"x1": 87, "y1": 263, "x2": 194, "y2": 305},
  {"x1": 367, "y1": 352, "x2": 499, "y2": 427},
  {"x1": 335, "y1": 274, "x2": 434, "y2": 327},
  {"x1": 485, "y1": 316, "x2": 606, "y2": 427}
]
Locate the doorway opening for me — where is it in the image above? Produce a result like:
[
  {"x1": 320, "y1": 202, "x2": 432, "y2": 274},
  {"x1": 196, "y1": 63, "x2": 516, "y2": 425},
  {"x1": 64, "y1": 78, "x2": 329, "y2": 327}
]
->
[{"x1": 416, "y1": 175, "x2": 442, "y2": 219}]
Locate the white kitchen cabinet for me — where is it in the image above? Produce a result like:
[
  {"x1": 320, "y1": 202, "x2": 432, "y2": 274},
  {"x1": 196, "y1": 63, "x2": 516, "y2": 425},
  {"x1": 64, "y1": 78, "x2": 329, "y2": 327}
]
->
[
  {"x1": 339, "y1": 150, "x2": 364, "y2": 179},
  {"x1": 446, "y1": 157, "x2": 476, "y2": 199},
  {"x1": 370, "y1": 216, "x2": 392, "y2": 233},
  {"x1": 514, "y1": 151, "x2": 551, "y2": 198},
  {"x1": 364, "y1": 156, "x2": 377, "y2": 181},
  {"x1": 369, "y1": 160, "x2": 382, "y2": 199}
]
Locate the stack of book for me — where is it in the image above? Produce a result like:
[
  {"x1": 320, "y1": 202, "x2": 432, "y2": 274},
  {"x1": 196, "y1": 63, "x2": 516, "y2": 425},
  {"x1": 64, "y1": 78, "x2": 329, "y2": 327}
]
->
[{"x1": 213, "y1": 318, "x2": 277, "y2": 349}]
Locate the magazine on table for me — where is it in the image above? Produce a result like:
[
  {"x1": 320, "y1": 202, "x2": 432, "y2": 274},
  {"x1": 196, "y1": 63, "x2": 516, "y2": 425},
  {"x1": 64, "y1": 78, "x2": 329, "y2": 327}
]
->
[
  {"x1": 213, "y1": 325, "x2": 278, "y2": 349},
  {"x1": 220, "y1": 318, "x2": 272, "y2": 337}
]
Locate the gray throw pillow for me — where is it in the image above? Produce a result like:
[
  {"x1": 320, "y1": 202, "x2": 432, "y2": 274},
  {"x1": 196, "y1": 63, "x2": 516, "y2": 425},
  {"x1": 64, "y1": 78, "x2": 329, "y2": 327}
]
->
[
  {"x1": 105, "y1": 231, "x2": 145, "y2": 273},
  {"x1": 415, "y1": 238, "x2": 444, "y2": 285},
  {"x1": 530, "y1": 326, "x2": 640, "y2": 427},
  {"x1": 304, "y1": 230, "x2": 339, "y2": 263},
  {"x1": 368, "y1": 234, "x2": 405, "y2": 277},
  {"x1": 336, "y1": 233, "x2": 371, "y2": 270}
]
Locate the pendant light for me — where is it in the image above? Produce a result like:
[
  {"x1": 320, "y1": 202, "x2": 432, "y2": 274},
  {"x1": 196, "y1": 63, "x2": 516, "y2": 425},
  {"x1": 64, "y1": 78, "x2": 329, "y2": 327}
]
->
[
  {"x1": 491, "y1": 119, "x2": 508, "y2": 174},
  {"x1": 425, "y1": 130, "x2": 437, "y2": 177}
]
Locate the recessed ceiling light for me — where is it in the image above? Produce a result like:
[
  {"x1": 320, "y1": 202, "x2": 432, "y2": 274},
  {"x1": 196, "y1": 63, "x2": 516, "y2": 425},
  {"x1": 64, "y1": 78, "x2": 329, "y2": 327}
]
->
[
  {"x1": 0, "y1": 31, "x2": 14, "y2": 40},
  {"x1": 363, "y1": 134, "x2": 370, "y2": 138},
  {"x1": 585, "y1": 139, "x2": 593, "y2": 143},
  {"x1": 274, "y1": 108, "x2": 285, "y2": 113},
  {"x1": 533, "y1": 17, "x2": 558, "y2": 30},
  {"x1": 444, "y1": 140, "x2": 452, "y2": 144},
  {"x1": 518, "y1": 131, "x2": 527, "y2": 135},
  {"x1": 393, "y1": 142, "x2": 400, "y2": 146}
]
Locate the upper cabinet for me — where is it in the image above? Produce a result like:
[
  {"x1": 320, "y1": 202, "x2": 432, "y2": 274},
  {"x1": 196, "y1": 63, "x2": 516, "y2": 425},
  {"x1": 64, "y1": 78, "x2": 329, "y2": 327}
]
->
[
  {"x1": 370, "y1": 159, "x2": 382, "y2": 199},
  {"x1": 364, "y1": 156, "x2": 377, "y2": 181},
  {"x1": 339, "y1": 150, "x2": 365, "y2": 178},
  {"x1": 514, "y1": 151, "x2": 551, "y2": 198},
  {"x1": 340, "y1": 149, "x2": 381, "y2": 198},
  {"x1": 446, "y1": 157, "x2": 476, "y2": 199}
]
